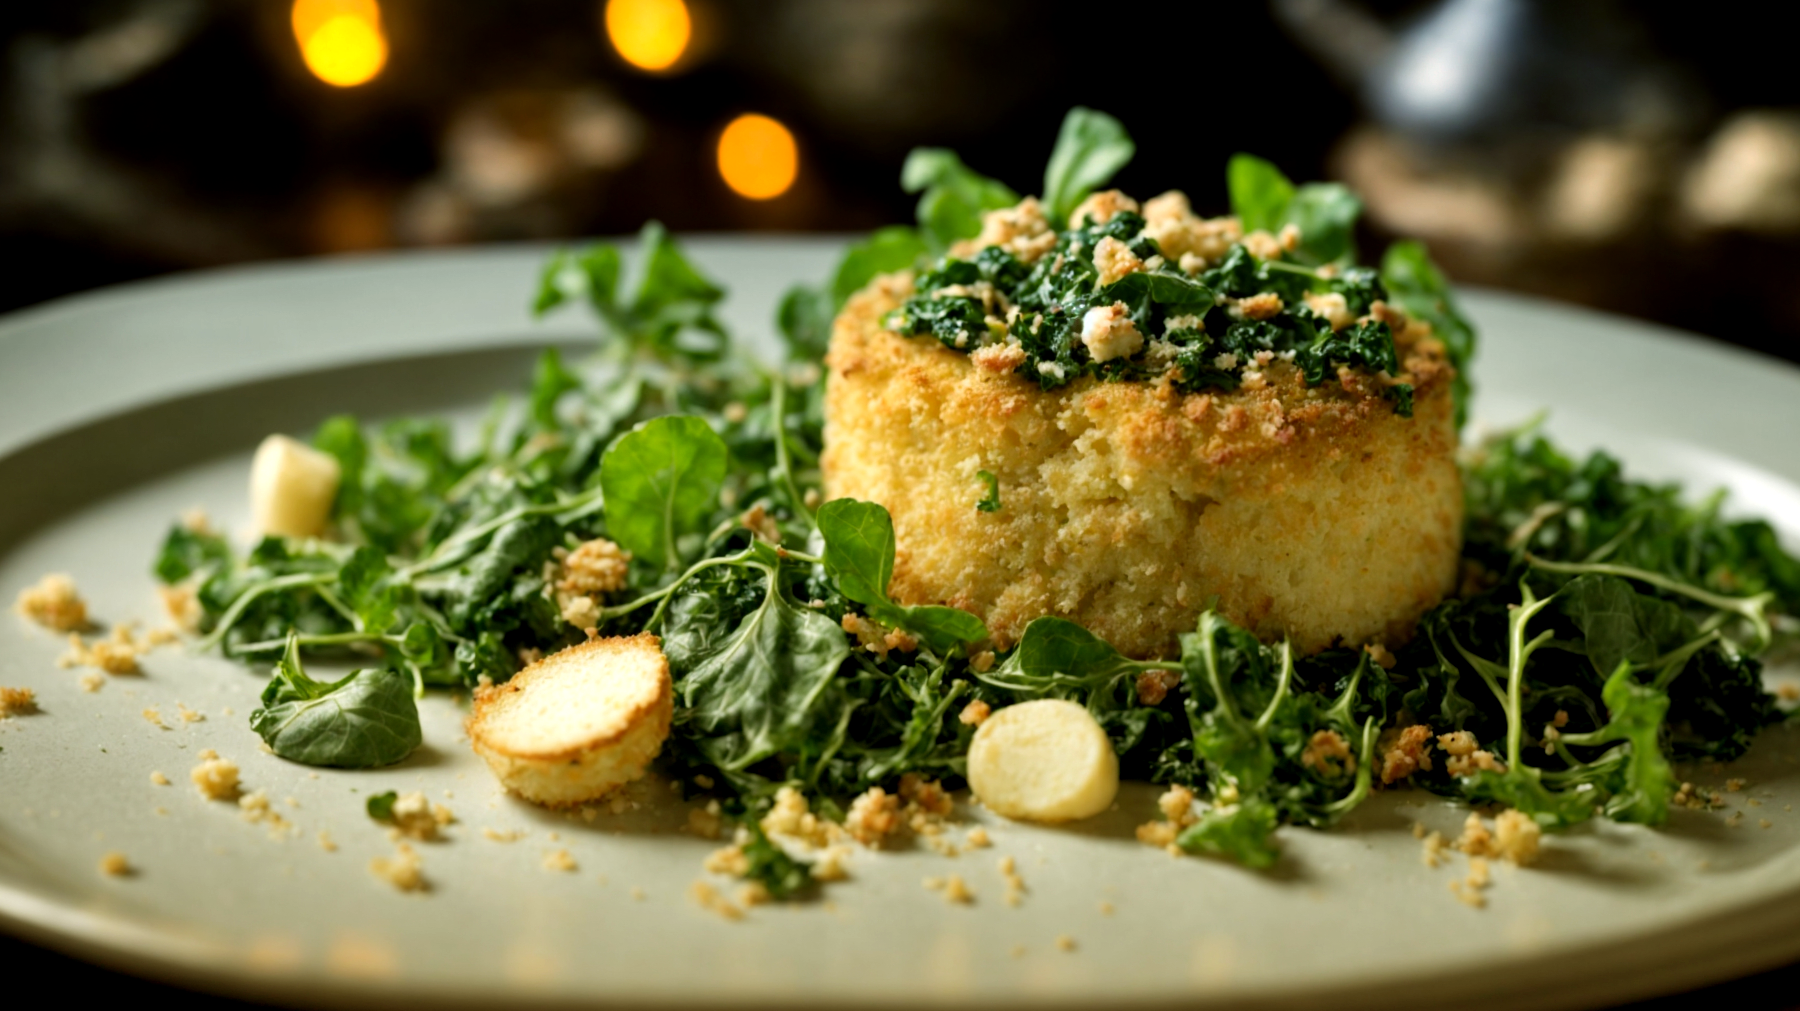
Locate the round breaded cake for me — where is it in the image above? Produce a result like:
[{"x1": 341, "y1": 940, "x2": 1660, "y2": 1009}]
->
[{"x1": 822, "y1": 266, "x2": 1462, "y2": 659}]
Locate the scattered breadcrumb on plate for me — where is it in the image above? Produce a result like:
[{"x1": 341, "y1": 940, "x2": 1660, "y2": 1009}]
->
[
  {"x1": 543, "y1": 849, "x2": 577, "y2": 872},
  {"x1": 99, "y1": 852, "x2": 131, "y2": 876},
  {"x1": 0, "y1": 686, "x2": 37, "y2": 717},
  {"x1": 370, "y1": 844, "x2": 426, "y2": 892}
]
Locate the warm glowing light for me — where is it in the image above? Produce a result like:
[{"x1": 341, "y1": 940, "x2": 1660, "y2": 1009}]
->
[
  {"x1": 604, "y1": 0, "x2": 691, "y2": 72},
  {"x1": 293, "y1": 0, "x2": 387, "y2": 88},
  {"x1": 717, "y1": 114, "x2": 798, "y2": 201}
]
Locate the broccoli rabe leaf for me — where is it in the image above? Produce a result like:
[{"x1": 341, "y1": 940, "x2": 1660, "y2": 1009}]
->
[
  {"x1": 1227, "y1": 154, "x2": 1295, "y2": 234},
  {"x1": 249, "y1": 634, "x2": 421, "y2": 768},
  {"x1": 980, "y1": 616, "x2": 1159, "y2": 714},
  {"x1": 901, "y1": 148, "x2": 1018, "y2": 252},
  {"x1": 366, "y1": 790, "x2": 399, "y2": 821},
  {"x1": 816, "y1": 498, "x2": 988, "y2": 651},
  {"x1": 1177, "y1": 797, "x2": 1281, "y2": 869},
  {"x1": 152, "y1": 523, "x2": 231, "y2": 584},
  {"x1": 679, "y1": 569, "x2": 850, "y2": 769},
  {"x1": 1226, "y1": 154, "x2": 1361, "y2": 266},
  {"x1": 1042, "y1": 107, "x2": 1135, "y2": 227},
  {"x1": 739, "y1": 818, "x2": 813, "y2": 899},
  {"x1": 1380, "y1": 240, "x2": 1475, "y2": 428},
  {"x1": 831, "y1": 227, "x2": 928, "y2": 308},
  {"x1": 600, "y1": 415, "x2": 729, "y2": 572}
]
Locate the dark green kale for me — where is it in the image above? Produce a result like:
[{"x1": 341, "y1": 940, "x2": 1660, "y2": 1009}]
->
[{"x1": 249, "y1": 634, "x2": 422, "y2": 768}]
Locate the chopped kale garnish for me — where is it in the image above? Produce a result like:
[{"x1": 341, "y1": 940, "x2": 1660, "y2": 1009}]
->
[{"x1": 975, "y1": 471, "x2": 1002, "y2": 513}]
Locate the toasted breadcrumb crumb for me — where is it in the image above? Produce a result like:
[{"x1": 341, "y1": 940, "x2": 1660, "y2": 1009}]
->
[
  {"x1": 1136, "y1": 785, "x2": 1198, "y2": 851},
  {"x1": 1300, "y1": 729, "x2": 1355, "y2": 777},
  {"x1": 387, "y1": 792, "x2": 454, "y2": 841},
  {"x1": 370, "y1": 844, "x2": 426, "y2": 892},
  {"x1": 482, "y1": 827, "x2": 526, "y2": 843},
  {"x1": 543, "y1": 849, "x2": 577, "y2": 872},
  {"x1": 924, "y1": 874, "x2": 974, "y2": 904},
  {"x1": 965, "y1": 826, "x2": 991, "y2": 849},
  {"x1": 318, "y1": 831, "x2": 338, "y2": 852},
  {"x1": 0, "y1": 686, "x2": 37, "y2": 718},
  {"x1": 845, "y1": 786, "x2": 903, "y2": 845},
  {"x1": 149, "y1": 771, "x2": 170, "y2": 786},
  {"x1": 689, "y1": 881, "x2": 744, "y2": 920},
  {"x1": 1099, "y1": 901, "x2": 1115, "y2": 916},
  {"x1": 158, "y1": 584, "x2": 204, "y2": 633},
  {"x1": 99, "y1": 852, "x2": 131, "y2": 876},
  {"x1": 630, "y1": 887, "x2": 647, "y2": 901},
  {"x1": 740, "y1": 504, "x2": 782, "y2": 545},
  {"x1": 958, "y1": 699, "x2": 991, "y2": 726},
  {"x1": 177, "y1": 704, "x2": 204, "y2": 724},
  {"x1": 969, "y1": 650, "x2": 996, "y2": 673},
  {"x1": 14, "y1": 574, "x2": 88, "y2": 631},
  {"x1": 1726, "y1": 777, "x2": 1748, "y2": 792},
  {"x1": 1055, "y1": 934, "x2": 1077, "y2": 952},
  {"x1": 1378, "y1": 725, "x2": 1435, "y2": 784},
  {"x1": 79, "y1": 672, "x2": 104, "y2": 693},
  {"x1": 1420, "y1": 830, "x2": 1449, "y2": 867},
  {"x1": 191, "y1": 753, "x2": 240, "y2": 801},
  {"x1": 551, "y1": 539, "x2": 631, "y2": 630},
  {"x1": 141, "y1": 707, "x2": 165, "y2": 728},
  {"x1": 239, "y1": 790, "x2": 295, "y2": 839},
  {"x1": 999, "y1": 855, "x2": 1026, "y2": 907}
]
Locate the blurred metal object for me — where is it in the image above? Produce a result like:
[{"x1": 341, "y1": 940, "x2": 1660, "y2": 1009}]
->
[{"x1": 1275, "y1": 0, "x2": 1701, "y2": 145}]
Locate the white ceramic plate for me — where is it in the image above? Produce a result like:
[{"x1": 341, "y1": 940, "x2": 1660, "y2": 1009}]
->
[{"x1": 3, "y1": 240, "x2": 1799, "y2": 1010}]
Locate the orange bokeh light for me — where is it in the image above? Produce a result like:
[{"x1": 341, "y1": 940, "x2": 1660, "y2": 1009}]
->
[
  {"x1": 292, "y1": 0, "x2": 387, "y2": 87},
  {"x1": 717, "y1": 114, "x2": 798, "y2": 201},
  {"x1": 603, "y1": 0, "x2": 691, "y2": 72}
]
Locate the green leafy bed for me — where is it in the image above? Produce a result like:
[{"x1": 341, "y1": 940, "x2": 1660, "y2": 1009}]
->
[{"x1": 155, "y1": 110, "x2": 1800, "y2": 877}]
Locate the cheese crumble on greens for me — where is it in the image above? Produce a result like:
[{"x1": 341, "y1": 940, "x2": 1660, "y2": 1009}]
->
[{"x1": 146, "y1": 108, "x2": 1799, "y2": 880}]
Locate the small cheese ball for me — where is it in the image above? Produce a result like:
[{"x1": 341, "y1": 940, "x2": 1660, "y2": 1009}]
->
[
  {"x1": 468, "y1": 633, "x2": 672, "y2": 807},
  {"x1": 249, "y1": 434, "x2": 342, "y2": 538},
  {"x1": 967, "y1": 699, "x2": 1119, "y2": 822}
]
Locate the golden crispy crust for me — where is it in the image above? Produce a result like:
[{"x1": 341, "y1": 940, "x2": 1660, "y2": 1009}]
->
[{"x1": 821, "y1": 273, "x2": 1462, "y2": 658}]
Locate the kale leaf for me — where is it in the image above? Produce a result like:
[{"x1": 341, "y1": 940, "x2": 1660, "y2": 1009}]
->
[{"x1": 249, "y1": 634, "x2": 422, "y2": 768}]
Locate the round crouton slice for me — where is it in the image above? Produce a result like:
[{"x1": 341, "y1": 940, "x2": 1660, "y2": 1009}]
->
[
  {"x1": 822, "y1": 273, "x2": 1462, "y2": 658},
  {"x1": 468, "y1": 633, "x2": 673, "y2": 807},
  {"x1": 967, "y1": 699, "x2": 1119, "y2": 822}
]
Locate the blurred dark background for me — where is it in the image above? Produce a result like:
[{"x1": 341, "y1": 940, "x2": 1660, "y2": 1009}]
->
[{"x1": 5, "y1": 0, "x2": 1800, "y2": 361}]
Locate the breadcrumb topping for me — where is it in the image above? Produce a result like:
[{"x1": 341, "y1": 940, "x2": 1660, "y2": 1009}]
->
[
  {"x1": 149, "y1": 771, "x2": 170, "y2": 786},
  {"x1": 551, "y1": 538, "x2": 631, "y2": 631},
  {"x1": 239, "y1": 790, "x2": 296, "y2": 839},
  {"x1": 190, "y1": 752, "x2": 241, "y2": 801},
  {"x1": 0, "y1": 686, "x2": 37, "y2": 718},
  {"x1": 14, "y1": 573, "x2": 88, "y2": 631},
  {"x1": 542, "y1": 849, "x2": 577, "y2": 872},
  {"x1": 370, "y1": 844, "x2": 426, "y2": 892},
  {"x1": 689, "y1": 880, "x2": 745, "y2": 920},
  {"x1": 98, "y1": 852, "x2": 131, "y2": 877},
  {"x1": 1438, "y1": 730, "x2": 1507, "y2": 777},
  {"x1": 958, "y1": 699, "x2": 992, "y2": 726},
  {"x1": 1136, "y1": 785, "x2": 1199, "y2": 854},
  {"x1": 1377, "y1": 725, "x2": 1435, "y2": 784},
  {"x1": 1300, "y1": 729, "x2": 1355, "y2": 778},
  {"x1": 923, "y1": 873, "x2": 974, "y2": 904},
  {"x1": 387, "y1": 791, "x2": 455, "y2": 841}
]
